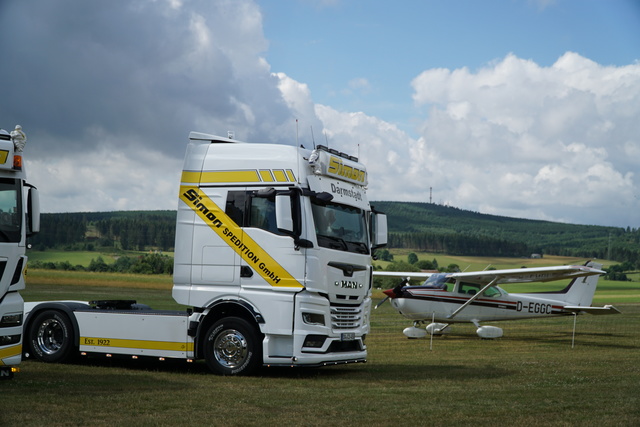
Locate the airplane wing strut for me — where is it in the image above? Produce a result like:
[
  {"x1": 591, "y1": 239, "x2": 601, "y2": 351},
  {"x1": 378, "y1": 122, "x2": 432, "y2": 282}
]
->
[{"x1": 447, "y1": 277, "x2": 500, "y2": 320}]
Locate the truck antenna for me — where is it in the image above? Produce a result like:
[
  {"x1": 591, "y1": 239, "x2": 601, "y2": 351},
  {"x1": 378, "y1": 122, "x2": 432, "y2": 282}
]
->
[{"x1": 310, "y1": 126, "x2": 316, "y2": 149}]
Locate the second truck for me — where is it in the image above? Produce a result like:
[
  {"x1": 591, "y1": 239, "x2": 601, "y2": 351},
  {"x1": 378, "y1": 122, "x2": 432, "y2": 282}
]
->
[
  {"x1": 23, "y1": 131, "x2": 387, "y2": 375},
  {"x1": 0, "y1": 125, "x2": 40, "y2": 379}
]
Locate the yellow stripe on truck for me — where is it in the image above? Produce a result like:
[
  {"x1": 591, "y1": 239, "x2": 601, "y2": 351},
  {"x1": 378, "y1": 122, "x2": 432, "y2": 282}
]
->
[
  {"x1": 181, "y1": 171, "x2": 201, "y2": 183},
  {"x1": 180, "y1": 186, "x2": 303, "y2": 289},
  {"x1": 80, "y1": 337, "x2": 193, "y2": 352},
  {"x1": 182, "y1": 169, "x2": 297, "y2": 184},
  {"x1": 259, "y1": 169, "x2": 275, "y2": 182},
  {"x1": 0, "y1": 344, "x2": 22, "y2": 364}
]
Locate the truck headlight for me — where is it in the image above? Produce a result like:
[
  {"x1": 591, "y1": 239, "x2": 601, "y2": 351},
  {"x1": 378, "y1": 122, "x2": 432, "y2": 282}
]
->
[
  {"x1": 0, "y1": 313, "x2": 22, "y2": 327},
  {"x1": 302, "y1": 312, "x2": 325, "y2": 326}
]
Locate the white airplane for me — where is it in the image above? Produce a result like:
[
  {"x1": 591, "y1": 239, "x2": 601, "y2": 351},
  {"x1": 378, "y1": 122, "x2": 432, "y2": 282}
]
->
[{"x1": 374, "y1": 261, "x2": 620, "y2": 338}]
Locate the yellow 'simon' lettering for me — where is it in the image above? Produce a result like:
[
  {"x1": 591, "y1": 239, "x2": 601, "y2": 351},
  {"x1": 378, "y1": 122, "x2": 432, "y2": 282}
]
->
[
  {"x1": 180, "y1": 186, "x2": 302, "y2": 288},
  {"x1": 327, "y1": 156, "x2": 366, "y2": 183}
]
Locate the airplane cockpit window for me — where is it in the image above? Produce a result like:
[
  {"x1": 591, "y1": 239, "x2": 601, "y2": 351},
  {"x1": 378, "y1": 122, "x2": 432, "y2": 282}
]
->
[
  {"x1": 422, "y1": 274, "x2": 452, "y2": 290},
  {"x1": 458, "y1": 282, "x2": 476, "y2": 294},
  {"x1": 483, "y1": 286, "x2": 502, "y2": 298},
  {"x1": 457, "y1": 282, "x2": 502, "y2": 297}
]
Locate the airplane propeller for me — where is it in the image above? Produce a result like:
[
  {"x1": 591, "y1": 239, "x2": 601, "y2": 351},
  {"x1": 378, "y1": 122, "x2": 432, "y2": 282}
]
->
[{"x1": 375, "y1": 277, "x2": 410, "y2": 309}]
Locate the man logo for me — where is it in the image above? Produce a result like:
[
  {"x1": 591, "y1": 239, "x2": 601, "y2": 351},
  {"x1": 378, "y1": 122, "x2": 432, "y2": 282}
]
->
[{"x1": 335, "y1": 281, "x2": 362, "y2": 289}]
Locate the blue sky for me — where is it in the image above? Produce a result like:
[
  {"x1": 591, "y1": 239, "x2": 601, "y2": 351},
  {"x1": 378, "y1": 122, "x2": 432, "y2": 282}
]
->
[
  {"x1": 260, "y1": 0, "x2": 640, "y2": 132},
  {"x1": 1, "y1": 0, "x2": 639, "y2": 227}
]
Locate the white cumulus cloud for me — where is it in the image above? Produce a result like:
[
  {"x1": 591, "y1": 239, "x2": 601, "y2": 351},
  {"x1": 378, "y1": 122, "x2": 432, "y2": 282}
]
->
[{"x1": 2, "y1": 1, "x2": 638, "y2": 228}]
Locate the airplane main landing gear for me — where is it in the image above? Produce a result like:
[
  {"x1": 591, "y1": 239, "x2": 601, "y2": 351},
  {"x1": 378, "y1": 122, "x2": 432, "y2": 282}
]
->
[{"x1": 402, "y1": 321, "x2": 451, "y2": 339}]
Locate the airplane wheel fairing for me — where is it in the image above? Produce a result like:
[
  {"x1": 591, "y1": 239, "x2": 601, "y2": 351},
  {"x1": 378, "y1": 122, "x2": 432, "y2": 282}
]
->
[
  {"x1": 403, "y1": 326, "x2": 427, "y2": 339},
  {"x1": 426, "y1": 323, "x2": 449, "y2": 335},
  {"x1": 476, "y1": 326, "x2": 503, "y2": 339}
]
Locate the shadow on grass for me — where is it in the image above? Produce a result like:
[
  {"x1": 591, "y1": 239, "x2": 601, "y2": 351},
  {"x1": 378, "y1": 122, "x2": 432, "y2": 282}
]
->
[
  {"x1": 33, "y1": 353, "x2": 514, "y2": 382},
  {"x1": 259, "y1": 363, "x2": 514, "y2": 382}
]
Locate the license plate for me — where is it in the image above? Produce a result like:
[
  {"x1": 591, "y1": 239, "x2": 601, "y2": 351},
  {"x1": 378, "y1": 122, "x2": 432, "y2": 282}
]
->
[{"x1": 341, "y1": 332, "x2": 355, "y2": 341}]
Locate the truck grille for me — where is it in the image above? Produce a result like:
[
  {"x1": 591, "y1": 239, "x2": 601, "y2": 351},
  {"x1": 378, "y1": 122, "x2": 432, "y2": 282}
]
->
[{"x1": 330, "y1": 306, "x2": 361, "y2": 330}]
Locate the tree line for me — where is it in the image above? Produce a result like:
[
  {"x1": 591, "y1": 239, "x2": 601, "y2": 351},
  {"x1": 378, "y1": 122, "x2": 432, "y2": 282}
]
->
[
  {"x1": 374, "y1": 201, "x2": 640, "y2": 269},
  {"x1": 30, "y1": 211, "x2": 176, "y2": 251},
  {"x1": 28, "y1": 205, "x2": 640, "y2": 269},
  {"x1": 388, "y1": 231, "x2": 529, "y2": 257},
  {"x1": 94, "y1": 214, "x2": 175, "y2": 251},
  {"x1": 29, "y1": 253, "x2": 173, "y2": 275}
]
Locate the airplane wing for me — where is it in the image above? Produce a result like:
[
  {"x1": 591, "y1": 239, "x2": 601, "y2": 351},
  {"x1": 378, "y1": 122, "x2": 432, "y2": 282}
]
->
[
  {"x1": 372, "y1": 271, "x2": 433, "y2": 279},
  {"x1": 451, "y1": 264, "x2": 605, "y2": 285},
  {"x1": 564, "y1": 305, "x2": 621, "y2": 315},
  {"x1": 373, "y1": 263, "x2": 604, "y2": 285}
]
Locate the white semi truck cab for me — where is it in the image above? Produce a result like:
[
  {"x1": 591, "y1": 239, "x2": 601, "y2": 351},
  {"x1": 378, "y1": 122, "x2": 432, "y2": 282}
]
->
[
  {"x1": 0, "y1": 126, "x2": 40, "y2": 379},
  {"x1": 24, "y1": 132, "x2": 386, "y2": 375}
]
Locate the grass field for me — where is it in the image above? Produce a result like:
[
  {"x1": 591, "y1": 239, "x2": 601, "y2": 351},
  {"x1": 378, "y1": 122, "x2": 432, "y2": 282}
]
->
[
  {"x1": 27, "y1": 250, "x2": 119, "y2": 266},
  {"x1": 4, "y1": 257, "x2": 639, "y2": 426}
]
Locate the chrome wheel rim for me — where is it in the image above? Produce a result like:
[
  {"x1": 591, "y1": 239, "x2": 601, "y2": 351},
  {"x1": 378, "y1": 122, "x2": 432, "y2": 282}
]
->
[
  {"x1": 213, "y1": 329, "x2": 248, "y2": 369},
  {"x1": 36, "y1": 319, "x2": 64, "y2": 355}
]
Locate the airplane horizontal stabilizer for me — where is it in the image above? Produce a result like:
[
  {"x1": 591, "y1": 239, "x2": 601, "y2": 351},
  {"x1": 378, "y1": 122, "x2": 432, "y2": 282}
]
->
[{"x1": 564, "y1": 305, "x2": 621, "y2": 315}]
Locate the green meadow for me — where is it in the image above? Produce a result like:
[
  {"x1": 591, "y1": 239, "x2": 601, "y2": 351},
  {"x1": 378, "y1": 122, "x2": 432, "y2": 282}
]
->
[{"x1": 3, "y1": 253, "x2": 638, "y2": 426}]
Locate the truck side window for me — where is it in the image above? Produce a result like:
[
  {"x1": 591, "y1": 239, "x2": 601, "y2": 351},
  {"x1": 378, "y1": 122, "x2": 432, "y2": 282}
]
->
[
  {"x1": 249, "y1": 197, "x2": 280, "y2": 234},
  {"x1": 225, "y1": 191, "x2": 245, "y2": 226},
  {"x1": 225, "y1": 191, "x2": 283, "y2": 235},
  {"x1": 0, "y1": 178, "x2": 21, "y2": 243}
]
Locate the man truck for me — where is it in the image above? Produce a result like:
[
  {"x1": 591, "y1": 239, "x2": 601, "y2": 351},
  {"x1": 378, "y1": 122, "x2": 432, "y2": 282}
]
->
[
  {"x1": 23, "y1": 131, "x2": 387, "y2": 375},
  {"x1": 0, "y1": 125, "x2": 40, "y2": 379}
]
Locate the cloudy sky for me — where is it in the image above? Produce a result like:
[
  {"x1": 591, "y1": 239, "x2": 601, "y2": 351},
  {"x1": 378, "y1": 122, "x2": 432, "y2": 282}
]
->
[{"x1": 1, "y1": 0, "x2": 639, "y2": 228}]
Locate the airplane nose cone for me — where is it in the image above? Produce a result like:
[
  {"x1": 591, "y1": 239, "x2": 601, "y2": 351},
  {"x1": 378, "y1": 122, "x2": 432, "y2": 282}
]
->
[{"x1": 382, "y1": 289, "x2": 397, "y2": 298}]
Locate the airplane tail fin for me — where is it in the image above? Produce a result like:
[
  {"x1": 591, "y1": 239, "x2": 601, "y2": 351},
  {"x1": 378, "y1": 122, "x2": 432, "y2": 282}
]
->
[
  {"x1": 524, "y1": 261, "x2": 603, "y2": 307},
  {"x1": 562, "y1": 264, "x2": 601, "y2": 306}
]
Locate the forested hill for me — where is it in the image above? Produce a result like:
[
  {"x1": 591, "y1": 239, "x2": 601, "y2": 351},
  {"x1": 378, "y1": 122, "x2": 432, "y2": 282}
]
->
[
  {"x1": 32, "y1": 211, "x2": 176, "y2": 252},
  {"x1": 372, "y1": 201, "x2": 638, "y2": 264},
  {"x1": 29, "y1": 203, "x2": 639, "y2": 266}
]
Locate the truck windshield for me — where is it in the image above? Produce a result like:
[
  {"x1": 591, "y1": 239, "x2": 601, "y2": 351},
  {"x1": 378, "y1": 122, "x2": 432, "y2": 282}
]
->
[
  {"x1": 0, "y1": 178, "x2": 21, "y2": 243},
  {"x1": 311, "y1": 201, "x2": 369, "y2": 254}
]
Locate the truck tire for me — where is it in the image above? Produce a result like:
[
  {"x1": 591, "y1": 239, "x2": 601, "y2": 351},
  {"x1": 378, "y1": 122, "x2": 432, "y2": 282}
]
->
[
  {"x1": 203, "y1": 317, "x2": 262, "y2": 376},
  {"x1": 28, "y1": 310, "x2": 76, "y2": 363}
]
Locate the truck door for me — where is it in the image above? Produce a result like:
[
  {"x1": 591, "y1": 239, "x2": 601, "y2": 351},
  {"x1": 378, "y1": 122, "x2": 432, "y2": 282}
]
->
[
  {"x1": 229, "y1": 189, "x2": 305, "y2": 291},
  {"x1": 190, "y1": 188, "x2": 241, "y2": 291}
]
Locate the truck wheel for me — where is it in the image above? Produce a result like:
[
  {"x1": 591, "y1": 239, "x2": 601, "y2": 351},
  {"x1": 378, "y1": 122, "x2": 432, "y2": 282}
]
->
[
  {"x1": 28, "y1": 310, "x2": 76, "y2": 363},
  {"x1": 203, "y1": 317, "x2": 262, "y2": 376}
]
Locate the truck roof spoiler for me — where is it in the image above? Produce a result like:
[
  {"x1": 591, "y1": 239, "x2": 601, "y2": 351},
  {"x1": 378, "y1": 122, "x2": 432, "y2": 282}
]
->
[{"x1": 189, "y1": 131, "x2": 241, "y2": 144}]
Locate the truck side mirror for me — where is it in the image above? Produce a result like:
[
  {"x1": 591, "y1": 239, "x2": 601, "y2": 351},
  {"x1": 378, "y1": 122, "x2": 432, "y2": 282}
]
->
[
  {"x1": 27, "y1": 186, "x2": 40, "y2": 236},
  {"x1": 275, "y1": 192, "x2": 312, "y2": 249},
  {"x1": 371, "y1": 211, "x2": 387, "y2": 249},
  {"x1": 275, "y1": 194, "x2": 294, "y2": 234}
]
